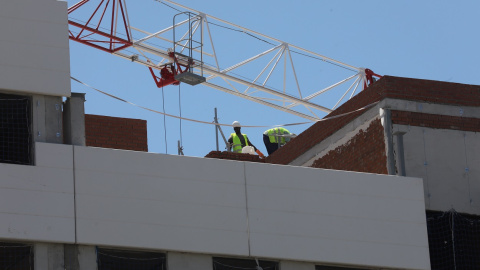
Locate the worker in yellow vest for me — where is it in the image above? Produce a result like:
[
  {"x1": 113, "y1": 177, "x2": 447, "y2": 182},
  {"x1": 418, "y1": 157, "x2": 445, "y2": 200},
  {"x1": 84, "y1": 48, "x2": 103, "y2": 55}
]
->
[
  {"x1": 228, "y1": 121, "x2": 265, "y2": 158},
  {"x1": 263, "y1": 127, "x2": 293, "y2": 155}
]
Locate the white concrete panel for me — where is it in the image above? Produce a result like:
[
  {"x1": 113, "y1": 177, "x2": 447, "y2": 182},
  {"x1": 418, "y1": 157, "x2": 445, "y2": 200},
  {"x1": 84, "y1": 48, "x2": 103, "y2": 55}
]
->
[
  {"x1": 0, "y1": 38, "x2": 70, "y2": 72},
  {"x1": 0, "y1": 17, "x2": 69, "y2": 49},
  {"x1": 0, "y1": 189, "x2": 73, "y2": 218},
  {"x1": 245, "y1": 163, "x2": 430, "y2": 270},
  {"x1": 35, "y1": 142, "x2": 73, "y2": 169},
  {"x1": 0, "y1": 0, "x2": 70, "y2": 96},
  {"x1": 74, "y1": 146, "x2": 250, "y2": 256},
  {"x1": 423, "y1": 129, "x2": 469, "y2": 212},
  {"x1": 400, "y1": 126, "x2": 431, "y2": 206},
  {"x1": 0, "y1": 65, "x2": 71, "y2": 96},
  {"x1": 0, "y1": 143, "x2": 74, "y2": 243},
  {"x1": 0, "y1": 212, "x2": 73, "y2": 243},
  {"x1": 0, "y1": 0, "x2": 67, "y2": 24},
  {"x1": 402, "y1": 126, "x2": 480, "y2": 215},
  {"x1": 168, "y1": 252, "x2": 212, "y2": 270}
]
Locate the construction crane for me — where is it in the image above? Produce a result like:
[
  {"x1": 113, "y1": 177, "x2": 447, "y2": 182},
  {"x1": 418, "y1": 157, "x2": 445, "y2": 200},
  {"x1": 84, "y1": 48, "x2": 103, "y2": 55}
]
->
[{"x1": 67, "y1": 0, "x2": 381, "y2": 121}]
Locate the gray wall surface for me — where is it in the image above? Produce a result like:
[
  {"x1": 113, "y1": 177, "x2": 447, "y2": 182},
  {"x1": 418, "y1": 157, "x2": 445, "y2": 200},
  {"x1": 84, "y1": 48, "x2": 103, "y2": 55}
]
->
[
  {"x1": 73, "y1": 145, "x2": 430, "y2": 270},
  {"x1": 280, "y1": 261, "x2": 315, "y2": 270},
  {"x1": 34, "y1": 243, "x2": 64, "y2": 270},
  {"x1": 0, "y1": 143, "x2": 431, "y2": 270},
  {"x1": 0, "y1": 143, "x2": 75, "y2": 243},
  {"x1": 0, "y1": 0, "x2": 70, "y2": 97},
  {"x1": 399, "y1": 125, "x2": 480, "y2": 215},
  {"x1": 168, "y1": 252, "x2": 212, "y2": 270}
]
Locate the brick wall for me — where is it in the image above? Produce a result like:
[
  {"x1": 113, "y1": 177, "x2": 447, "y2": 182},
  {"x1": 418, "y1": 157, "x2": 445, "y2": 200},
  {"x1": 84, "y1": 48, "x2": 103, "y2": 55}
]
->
[
  {"x1": 205, "y1": 151, "x2": 265, "y2": 163},
  {"x1": 267, "y1": 76, "x2": 480, "y2": 165},
  {"x1": 266, "y1": 77, "x2": 386, "y2": 165},
  {"x1": 392, "y1": 111, "x2": 480, "y2": 132},
  {"x1": 310, "y1": 119, "x2": 387, "y2": 174},
  {"x1": 85, "y1": 114, "x2": 148, "y2": 151}
]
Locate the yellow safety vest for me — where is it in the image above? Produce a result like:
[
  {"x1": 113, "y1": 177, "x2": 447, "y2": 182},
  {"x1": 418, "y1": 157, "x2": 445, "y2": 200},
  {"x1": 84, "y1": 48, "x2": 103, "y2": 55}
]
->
[
  {"x1": 266, "y1": 127, "x2": 289, "y2": 144},
  {"x1": 231, "y1": 133, "x2": 248, "y2": 153}
]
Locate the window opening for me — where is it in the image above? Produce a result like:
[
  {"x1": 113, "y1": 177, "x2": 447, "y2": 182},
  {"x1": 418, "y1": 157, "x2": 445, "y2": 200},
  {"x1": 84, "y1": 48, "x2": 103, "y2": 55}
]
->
[
  {"x1": 0, "y1": 242, "x2": 34, "y2": 270},
  {"x1": 427, "y1": 210, "x2": 480, "y2": 269},
  {"x1": 0, "y1": 94, "x2": 32, "y2": 165},
  {"x1": 96, "y1": 247, "x2": 166, "y2": 270}
]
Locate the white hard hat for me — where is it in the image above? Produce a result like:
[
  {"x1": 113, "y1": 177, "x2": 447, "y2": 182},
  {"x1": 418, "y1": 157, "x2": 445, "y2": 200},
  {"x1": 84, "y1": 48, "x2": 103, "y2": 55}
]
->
[
  {"x1": 242, "y1": 146, "x2": 255, "y2": 155},
  {"x1": 232, "y1": 121, "x2": 241, "y2": 127}
]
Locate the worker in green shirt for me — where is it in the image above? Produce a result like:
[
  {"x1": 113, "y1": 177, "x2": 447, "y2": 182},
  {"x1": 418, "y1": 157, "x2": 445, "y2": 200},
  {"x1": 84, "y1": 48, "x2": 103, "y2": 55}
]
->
[
  {"x1": 263, "y1": 127, "x2": 294, "y2": 155},
  {"x1": 228, "y1": 121, "x2": 265, "y2": 158}
]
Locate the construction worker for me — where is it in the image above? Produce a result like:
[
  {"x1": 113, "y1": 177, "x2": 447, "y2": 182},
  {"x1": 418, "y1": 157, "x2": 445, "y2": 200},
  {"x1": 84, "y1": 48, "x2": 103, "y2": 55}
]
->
[
  {"x1": 228, "y1": 121, "x2": 264, "y2": 158},
  {"x1": 263, "y1": 127, "x2": 294, "y2": 155}
]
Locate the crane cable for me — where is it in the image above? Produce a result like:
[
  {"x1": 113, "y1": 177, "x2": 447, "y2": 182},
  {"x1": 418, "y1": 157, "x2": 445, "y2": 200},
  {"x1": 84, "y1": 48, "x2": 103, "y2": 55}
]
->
[
  {"x1": 178, "y1": 83, "x2": 184, "y2": 152},
  {"x1": 161, "y1": 84, "x2": 168, "y2": 154},
  {"x1": 71, "y1": 76, "x2": 379, "y2": 128}
]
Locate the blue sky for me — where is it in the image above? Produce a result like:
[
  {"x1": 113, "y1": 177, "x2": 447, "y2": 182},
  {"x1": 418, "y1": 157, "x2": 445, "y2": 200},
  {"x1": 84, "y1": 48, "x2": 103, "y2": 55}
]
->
[{"x1": 68, "y1": 0, "x2": 480, "y2": 157}]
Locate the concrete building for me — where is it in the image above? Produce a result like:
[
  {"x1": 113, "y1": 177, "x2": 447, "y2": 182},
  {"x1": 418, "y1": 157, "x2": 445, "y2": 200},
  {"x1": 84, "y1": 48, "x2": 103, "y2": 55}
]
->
[
  {"x1": 1, "y1": 0, "x2": 476, "y2": 269},
  {"x1": 264, "y1": 75, "x2": 480, "y2": 269},
  {"x1": 266, "y1": 74, "x2": 480, "y2": 215}
]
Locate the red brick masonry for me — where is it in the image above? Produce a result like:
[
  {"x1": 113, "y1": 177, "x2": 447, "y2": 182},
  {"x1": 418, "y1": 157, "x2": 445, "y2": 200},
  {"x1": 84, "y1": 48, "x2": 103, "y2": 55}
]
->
[
  {"x1": 85, "y1": 114, "x2": 148, "y2": 152},
  {"x1": 205, "y1": 151, "x2": 265, "y2": 163},
  {"x1": 311, "y1": 119, "x2": 388, "y2": 174},
  {"x1": 391, "y1": 111, "x2": 480, "y2": 132},
  {"x1": 267, "y1": 76, "x2": 480, "y2": 165}
]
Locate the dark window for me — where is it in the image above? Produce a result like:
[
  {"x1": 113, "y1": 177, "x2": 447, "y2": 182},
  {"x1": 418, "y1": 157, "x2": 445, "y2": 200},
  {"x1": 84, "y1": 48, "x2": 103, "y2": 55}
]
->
[
  {"x1": 0, "y1": 242, "x2": 34, "y2": 270},
  {"x1": 0, "y1": 94, "x2": 32, "y2": 165},
  {"x1": 97, "y1": 247, "x2": 166, "y2": 270},
  {"x1": 213, "y1": 257, "x2": 278, "y2": 270},
  {"x1": 427, "y1": 210, "x2": 480, "y2": 270}
]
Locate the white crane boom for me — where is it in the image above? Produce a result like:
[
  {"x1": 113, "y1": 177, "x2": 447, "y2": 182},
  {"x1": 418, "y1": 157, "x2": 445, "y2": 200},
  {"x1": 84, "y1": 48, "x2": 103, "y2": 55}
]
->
[{"x1": 67, "y1": 0, "x2": 381, "y2": 121}]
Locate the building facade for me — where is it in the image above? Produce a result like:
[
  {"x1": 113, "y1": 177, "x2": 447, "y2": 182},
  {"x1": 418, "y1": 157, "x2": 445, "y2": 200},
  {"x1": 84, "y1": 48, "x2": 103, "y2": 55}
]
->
[
  {"x1": 6, "y1": 0, "x2": 477, "y2": 269},
  {"x1": 266, "y1": 76, "x2": 480, "y2": 269}
]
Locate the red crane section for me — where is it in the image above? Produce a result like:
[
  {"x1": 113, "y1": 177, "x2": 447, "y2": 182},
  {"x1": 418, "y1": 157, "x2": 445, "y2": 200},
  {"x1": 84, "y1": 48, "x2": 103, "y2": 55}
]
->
[
  {"x1": 148, "y1": 52, "x2": 198, "y2": 88},
  {"x1": 68, "y1": 0, "x2": 132, "y2": 53}
]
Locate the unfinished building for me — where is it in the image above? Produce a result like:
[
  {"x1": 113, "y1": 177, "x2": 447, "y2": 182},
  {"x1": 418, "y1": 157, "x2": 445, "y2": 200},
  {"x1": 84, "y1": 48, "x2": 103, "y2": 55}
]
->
[{"x1": 0, "y1": 0, "x2": 478, "y2": 269}]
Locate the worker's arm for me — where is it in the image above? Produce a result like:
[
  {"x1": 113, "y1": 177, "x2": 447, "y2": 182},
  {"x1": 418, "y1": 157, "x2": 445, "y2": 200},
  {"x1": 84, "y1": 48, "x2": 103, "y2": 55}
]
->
[
  {"x1": 246, "y1": 137, "x2": 265, "y2": 158},
  {"x1": 227, "y1": 135, "x2": 233, "y2": 150},
  {"x1": 245, "y1": 137, "x2": 257, "y2": 151}
]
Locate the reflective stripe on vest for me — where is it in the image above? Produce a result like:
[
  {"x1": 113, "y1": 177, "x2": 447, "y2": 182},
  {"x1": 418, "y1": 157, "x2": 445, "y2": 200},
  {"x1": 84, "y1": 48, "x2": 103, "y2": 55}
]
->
[
  {"x1": 231, "y1": 133, "x2": 248, "y2": 153},
  {"x1": 267, "y1": 128, "x2": 288, "y2": 144}
]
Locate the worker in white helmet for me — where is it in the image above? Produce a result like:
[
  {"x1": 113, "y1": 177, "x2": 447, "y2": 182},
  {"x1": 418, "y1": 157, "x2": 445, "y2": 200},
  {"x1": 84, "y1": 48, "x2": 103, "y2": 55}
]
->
[{"x1": 228, "y1": 121, "x2": 265, "y2": 158}]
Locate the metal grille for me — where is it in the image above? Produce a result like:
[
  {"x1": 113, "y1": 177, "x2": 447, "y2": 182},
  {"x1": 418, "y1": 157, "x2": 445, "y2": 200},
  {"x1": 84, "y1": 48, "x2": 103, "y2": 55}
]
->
[
  {"x1": 97, "y1": 247, "x2": 166, "y2": 270},
  {"x1": 0, "y1": 95, "x2": 32, "y2": 165},
  {"x1": 213, "y1": 257, "x2": 279, "y2": 270},
  {"x1": 427, "y1": 210, "x2": 480, "y2": 270},
  {"x1": 0, "y1": 242, "x2": 34, "y2": 270}
]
